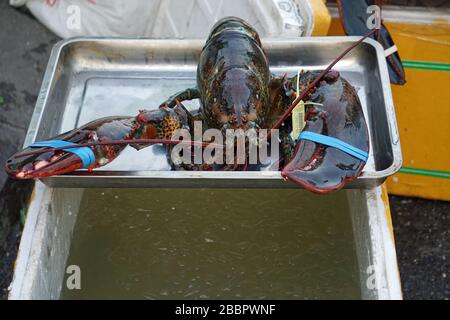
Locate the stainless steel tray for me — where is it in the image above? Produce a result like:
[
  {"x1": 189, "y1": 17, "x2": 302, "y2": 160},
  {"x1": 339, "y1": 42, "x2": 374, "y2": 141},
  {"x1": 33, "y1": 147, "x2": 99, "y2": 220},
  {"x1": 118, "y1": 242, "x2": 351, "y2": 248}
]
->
[{"x1": 24, "y1": 37, "x2": 402, "y2": 189}]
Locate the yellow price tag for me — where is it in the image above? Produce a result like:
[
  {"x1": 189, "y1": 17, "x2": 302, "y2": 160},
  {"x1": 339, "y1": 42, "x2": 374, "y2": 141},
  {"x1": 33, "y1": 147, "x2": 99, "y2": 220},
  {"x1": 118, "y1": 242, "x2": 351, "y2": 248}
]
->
[
  {"x1": 292, "y1": 99, "x2": 305, "y2": 138},
  {"x1": 291, "y1": 68, "x2": 306, "y2": 138}
]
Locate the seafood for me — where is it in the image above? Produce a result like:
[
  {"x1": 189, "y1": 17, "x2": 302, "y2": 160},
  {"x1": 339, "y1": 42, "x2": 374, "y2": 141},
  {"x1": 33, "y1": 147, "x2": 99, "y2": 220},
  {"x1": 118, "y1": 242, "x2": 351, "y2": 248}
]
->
[{"x1": 5, "y1": 17, "x2": 370, "y2": 194}]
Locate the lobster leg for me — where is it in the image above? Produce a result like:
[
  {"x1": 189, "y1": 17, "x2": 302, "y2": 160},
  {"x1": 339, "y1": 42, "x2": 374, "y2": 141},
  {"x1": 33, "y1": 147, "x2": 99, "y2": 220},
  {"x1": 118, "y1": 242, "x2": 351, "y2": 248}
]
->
[
  {"x1": 159, "y1": 87, "x2": 201, "y2": 130},
  {"x1": 159, "y1": 87, "x2": 200, "y2": 108},
  {"x1": 279, "y1": 70, "x2": 369, "y2": 194}
]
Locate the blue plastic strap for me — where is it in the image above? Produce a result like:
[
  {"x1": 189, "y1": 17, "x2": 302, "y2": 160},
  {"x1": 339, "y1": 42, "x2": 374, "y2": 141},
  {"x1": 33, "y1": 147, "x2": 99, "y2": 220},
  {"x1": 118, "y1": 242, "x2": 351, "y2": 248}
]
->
[
  {"x1": 30, "y1": 140, "x2": 95, "y2": 168},
  {"x1": 297, "y1": 131, "x2": 369, "y2": 162}
]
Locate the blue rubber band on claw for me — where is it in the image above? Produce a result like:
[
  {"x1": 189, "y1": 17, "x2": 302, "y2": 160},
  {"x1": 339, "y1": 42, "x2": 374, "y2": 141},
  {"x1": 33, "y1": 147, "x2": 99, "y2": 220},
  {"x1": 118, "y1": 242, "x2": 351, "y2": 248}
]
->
[
  {"x1": 297, "y1": 131, "x2": 368, "y2": 162},
  {"x1": 30, "y1": 140, "x2": 95, "y2": 168}
]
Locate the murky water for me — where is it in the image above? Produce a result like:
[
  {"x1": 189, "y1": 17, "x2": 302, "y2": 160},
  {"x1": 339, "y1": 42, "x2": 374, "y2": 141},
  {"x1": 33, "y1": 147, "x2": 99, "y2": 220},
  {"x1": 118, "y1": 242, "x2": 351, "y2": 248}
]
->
[{"x1": 62, "y1": 188, "x2": 361, "y2": 299}]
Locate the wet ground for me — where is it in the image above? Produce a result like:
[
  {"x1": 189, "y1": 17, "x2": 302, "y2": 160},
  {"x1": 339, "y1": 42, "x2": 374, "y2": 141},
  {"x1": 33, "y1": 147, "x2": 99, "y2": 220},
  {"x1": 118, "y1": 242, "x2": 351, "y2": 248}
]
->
[
  {"x1": 389, "y1": 196, "x2": 449, "y2": 299},
  {"x1": 0, "y1": 2, "x2": 448, "y2": 300}
]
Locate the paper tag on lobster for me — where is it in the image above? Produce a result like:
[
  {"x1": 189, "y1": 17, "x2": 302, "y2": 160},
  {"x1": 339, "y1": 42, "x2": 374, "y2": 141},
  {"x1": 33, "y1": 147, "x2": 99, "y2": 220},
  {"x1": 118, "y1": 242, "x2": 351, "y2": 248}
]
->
[
  {"x1": 291, "y1": 99, "x2": 305, "y2": 138},
  {"x1": 291, "y1": 67, "x2": 306, "y2": 138}
]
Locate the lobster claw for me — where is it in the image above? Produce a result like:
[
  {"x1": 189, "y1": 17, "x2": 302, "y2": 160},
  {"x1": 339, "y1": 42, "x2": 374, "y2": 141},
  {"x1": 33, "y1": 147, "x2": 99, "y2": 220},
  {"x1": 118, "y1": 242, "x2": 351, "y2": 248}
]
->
[
  {"x1": 5, "y1": 137, "x2": 106, "y2": 179},
  {"x1": 5, "y1": 116, "x2": 134, "y2": 179},
  {"x1": 6, "y1": 143, "x2": 89, "y2": 179},
  {"x1": 281, "y1": 132, "x2": 369, "y2": 194},
  {"x1": 281, "y1": 74, "x2": 369, "y2": 194}
]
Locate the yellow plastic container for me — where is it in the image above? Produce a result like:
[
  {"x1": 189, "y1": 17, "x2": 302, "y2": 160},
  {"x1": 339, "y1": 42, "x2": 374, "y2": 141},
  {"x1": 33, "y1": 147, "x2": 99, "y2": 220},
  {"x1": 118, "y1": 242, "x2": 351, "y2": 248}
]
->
[
  {"x1": 310, "y1": 0, "x2": 332, "y2": 36},
  {"x1": 327, "y1": 6, "x2": 450, "y2": 201}
]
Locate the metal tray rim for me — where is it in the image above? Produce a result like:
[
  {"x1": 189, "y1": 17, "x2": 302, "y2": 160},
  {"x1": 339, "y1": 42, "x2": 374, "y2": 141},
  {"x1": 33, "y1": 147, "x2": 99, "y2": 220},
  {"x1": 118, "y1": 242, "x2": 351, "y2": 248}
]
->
[{"x1": 24, "y1": 36, "x2": 402, "y2": 187}]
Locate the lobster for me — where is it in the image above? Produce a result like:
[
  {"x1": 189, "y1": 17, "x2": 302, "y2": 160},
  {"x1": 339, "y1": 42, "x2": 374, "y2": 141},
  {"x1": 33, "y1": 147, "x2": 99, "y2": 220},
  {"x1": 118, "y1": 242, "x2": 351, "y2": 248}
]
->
[{"x1": 5, "y1": 17, "x2": 371, "y2": 194}]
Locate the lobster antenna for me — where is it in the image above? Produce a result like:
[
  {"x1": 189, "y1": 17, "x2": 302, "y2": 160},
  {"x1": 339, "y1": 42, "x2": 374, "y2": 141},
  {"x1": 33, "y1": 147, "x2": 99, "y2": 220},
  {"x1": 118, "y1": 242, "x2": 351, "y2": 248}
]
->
[
  {"x1": 14, "y1": 139, "x2": 224, "y2": 158},
  {"x1": 270, "y1": 28, "x2": 378, "y2": 136}
]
